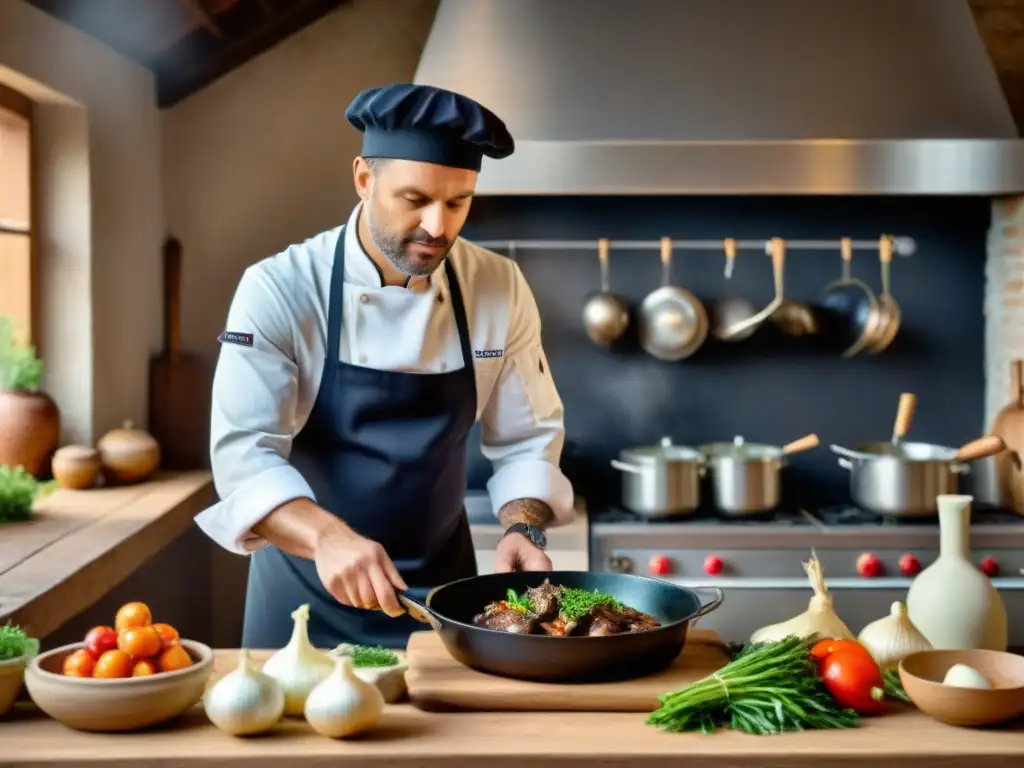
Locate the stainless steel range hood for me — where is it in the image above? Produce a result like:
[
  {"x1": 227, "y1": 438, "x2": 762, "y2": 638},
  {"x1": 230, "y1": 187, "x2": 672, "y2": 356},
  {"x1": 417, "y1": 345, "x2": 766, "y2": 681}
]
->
[{"x1": 413, "y1": 0, "x2": 1024, "y2": 195}]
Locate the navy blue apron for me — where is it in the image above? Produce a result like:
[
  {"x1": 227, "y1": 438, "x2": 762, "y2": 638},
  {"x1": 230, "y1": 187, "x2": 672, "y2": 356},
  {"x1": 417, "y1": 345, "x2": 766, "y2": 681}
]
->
[{"x1": 241, "y1": 225, "x2": 479, "y2": 649}]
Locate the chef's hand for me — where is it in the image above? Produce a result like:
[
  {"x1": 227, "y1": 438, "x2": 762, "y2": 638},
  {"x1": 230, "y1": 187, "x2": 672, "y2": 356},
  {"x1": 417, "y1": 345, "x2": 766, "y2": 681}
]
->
[
  {"x1": 494, "y1": 532, "x2": 552, "y2": 573},
  {"x1": 314, "y1": 521, "x2": 408, "y2": 617}
]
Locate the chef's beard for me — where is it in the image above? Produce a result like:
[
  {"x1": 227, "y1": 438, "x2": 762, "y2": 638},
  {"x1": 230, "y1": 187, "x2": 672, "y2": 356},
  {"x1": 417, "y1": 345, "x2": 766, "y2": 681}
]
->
[{"x1": 365, "y1": 198, "x2": 452, "y2": 277}]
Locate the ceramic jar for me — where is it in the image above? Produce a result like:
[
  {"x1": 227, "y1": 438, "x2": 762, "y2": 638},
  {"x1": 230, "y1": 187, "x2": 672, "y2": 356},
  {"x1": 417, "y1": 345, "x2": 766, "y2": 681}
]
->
[
  {"x1": 51, "y1": 445, "x2": 102, "y2": 490},
  {"x1": 906, "y1": 494, "x2": 1008, "y2": 651},
  {"x1": 96, "y1": 421, "x2": 161, "y2": 485}
]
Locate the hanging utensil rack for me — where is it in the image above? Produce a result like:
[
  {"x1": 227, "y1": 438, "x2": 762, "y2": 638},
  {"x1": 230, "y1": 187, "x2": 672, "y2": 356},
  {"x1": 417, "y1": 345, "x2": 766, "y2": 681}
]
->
[{"x1": 472, "y1": 237, "x2": 916, "y2": 256}]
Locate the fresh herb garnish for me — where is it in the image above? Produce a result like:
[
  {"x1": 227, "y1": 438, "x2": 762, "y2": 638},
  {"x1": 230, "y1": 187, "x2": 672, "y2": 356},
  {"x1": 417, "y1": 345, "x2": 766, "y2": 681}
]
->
[
  {"x1": 505, "y1": 588, "x2": 533, "y2": 614},
  {"x1": 350, "y1": 645, "x2": 399, "y2": 668},
  {"x1": 559, "y1": 587, "x2": 621, "y2": 622},
  {"x1": 648, "y1": 635, "x2": 860, "y2": 735},
  {"x1": 0, "y1": 465, "x2": 55, "y2": 524},
  {"x1": 882, "y1": 668, "x2": 910, "y2": 703},
  {"x1": 0, "y1": 622, "x2": 38, "y2": 662}
]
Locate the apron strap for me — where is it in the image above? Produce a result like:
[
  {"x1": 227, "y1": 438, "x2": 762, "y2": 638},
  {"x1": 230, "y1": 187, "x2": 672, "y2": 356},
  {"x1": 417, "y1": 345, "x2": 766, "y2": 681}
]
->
[
  {"x1": 326, "y1": 226, "x2": 347, "y2": 363},
  {"x1": 444, "y1": 258, "x2": 474, "y2": 369}
]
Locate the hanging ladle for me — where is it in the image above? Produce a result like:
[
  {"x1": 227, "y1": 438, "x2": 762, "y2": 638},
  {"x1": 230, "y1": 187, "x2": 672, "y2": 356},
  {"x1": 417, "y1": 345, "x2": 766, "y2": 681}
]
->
[
  {"x1": 718, "y1": 238, "x2": 786, "y2": 340},
  {"x1": 582, "y1": 238, "x2": 630, "y2": 346}
]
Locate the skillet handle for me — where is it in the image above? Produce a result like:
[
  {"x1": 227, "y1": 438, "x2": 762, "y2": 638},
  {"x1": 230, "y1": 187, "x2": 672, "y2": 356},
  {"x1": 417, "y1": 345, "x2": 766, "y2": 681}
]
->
[
  {"x1": 396, "y1": 592, "x2": 442, "y2": 632},
  {"x1": 688, "y1": 586, "x2": 724, "y2": 626}
]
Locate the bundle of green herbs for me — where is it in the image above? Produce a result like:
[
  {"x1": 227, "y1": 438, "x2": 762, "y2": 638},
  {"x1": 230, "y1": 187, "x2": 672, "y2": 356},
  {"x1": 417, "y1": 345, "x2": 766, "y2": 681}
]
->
[
  {"x1": 0, "y1": 464, "x2": 55, "y2": 524},
  {"x1": 647, "y1": 635, "x2": 860, "y2": 735},
  {"x1": 0, "y1": 622, "x2": 38, "y2": 662}
]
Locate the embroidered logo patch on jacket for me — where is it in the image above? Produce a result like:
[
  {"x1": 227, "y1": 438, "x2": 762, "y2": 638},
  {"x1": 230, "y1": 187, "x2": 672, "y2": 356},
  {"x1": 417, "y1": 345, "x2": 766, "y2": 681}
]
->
[
  {"x1": 218, "y1": 331, "x2": 254, "y2": 347},
  {"x1": 474, "y1": 349, "x2": 503, "y2": 359}
]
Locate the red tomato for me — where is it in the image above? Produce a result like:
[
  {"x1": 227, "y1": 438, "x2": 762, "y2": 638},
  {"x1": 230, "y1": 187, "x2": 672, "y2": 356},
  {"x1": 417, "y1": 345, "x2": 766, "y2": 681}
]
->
[
  {"x1": 83, "y1": 626, "x2": 119, "y2": 659},
  {"x1": 819, "y1": 649, "x2": 886, "y2": 715}
]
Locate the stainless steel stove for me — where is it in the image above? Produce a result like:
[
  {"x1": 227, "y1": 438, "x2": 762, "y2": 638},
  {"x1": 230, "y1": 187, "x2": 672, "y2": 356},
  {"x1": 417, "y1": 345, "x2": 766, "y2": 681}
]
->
[{"x1": 589, "y1": 504, "x2": 1024, "y2": 646}]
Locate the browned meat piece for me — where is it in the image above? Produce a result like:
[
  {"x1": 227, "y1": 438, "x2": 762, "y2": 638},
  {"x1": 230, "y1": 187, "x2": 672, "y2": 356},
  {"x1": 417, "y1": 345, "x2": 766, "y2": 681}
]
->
[
  {"x1": 526, "y1": 580, "x2": 561, "y2": 621},
  {"x1": 539, "y1": 617, "x2": 575, "y2": 636},
  {"x1": 473, "y1": 602, "x2": 537, "y2": 634},
  {"x1": 577, "y1": 604, "x2": 662, "y2": 637}
]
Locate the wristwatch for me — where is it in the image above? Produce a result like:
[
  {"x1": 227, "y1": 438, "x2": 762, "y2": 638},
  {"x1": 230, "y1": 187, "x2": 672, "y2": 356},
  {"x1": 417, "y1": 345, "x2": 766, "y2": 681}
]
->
[{"x1": 504, "y1": 522, "x2": 547, "y2": 549}]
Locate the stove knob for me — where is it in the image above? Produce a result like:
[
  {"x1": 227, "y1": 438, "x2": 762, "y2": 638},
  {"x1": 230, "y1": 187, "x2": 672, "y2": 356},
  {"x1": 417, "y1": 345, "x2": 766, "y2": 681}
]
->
[
  {"x1": 856, "y1": 553, "x2": 884, "y2": 578},
  {"x1": 608, "y1": 556, "x2": 633, "y2": 573},
  {"x1": 898, "y1": 553, "x2": 922, "y2": 577},
  {"x1": 648, "y1": 555, "x2": 672, "y2": 576},
  {"x1": 703, "y1": 555, "x2": 724, "y2": 576},
  {"x1": 980, "y1": 556, "x2": 1000, "y2": 578}
]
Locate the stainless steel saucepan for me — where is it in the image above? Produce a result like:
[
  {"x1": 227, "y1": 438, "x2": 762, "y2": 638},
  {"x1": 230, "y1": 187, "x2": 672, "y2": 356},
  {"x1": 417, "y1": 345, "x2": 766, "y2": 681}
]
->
[
  {"x1": 610, "y1": 436, "x2": 705, "y2": 518},
  {"x1": 699, "y1": 433, "x2": 820, "y2": 515},
  {"x1": 831, "y1": 435, "x2": 1006, "y2": 517}
]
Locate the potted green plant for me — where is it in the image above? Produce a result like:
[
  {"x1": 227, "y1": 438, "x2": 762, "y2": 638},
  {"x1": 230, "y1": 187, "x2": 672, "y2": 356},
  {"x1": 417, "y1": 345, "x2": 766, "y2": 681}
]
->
[
  {"x1": 0, "y1": 622, "x2": 39, "y2": 718},
  {"x1": 0, "y1": 316, "x2": 60, "y2": 477}
]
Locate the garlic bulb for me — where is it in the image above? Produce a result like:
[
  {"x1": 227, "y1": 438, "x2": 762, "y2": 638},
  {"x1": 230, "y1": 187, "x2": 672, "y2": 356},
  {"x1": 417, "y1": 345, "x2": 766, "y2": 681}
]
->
[
  {"x1": 203, "y1": 650, "x2": 285, "y2": 736},
  {"x1": 304, "y1": 655, "x2": 384, "y2": 739},
  {"x1": 857, "y1": 601, "x2": 933, "y2": 671},
  {"x1": 261, "y1": 603, "x2": 335, "y2": 716},
  {"x1": 750, "y1": 552, "x2": 855, "y2": 643},
  {"x1": 943, "y1": 663, "x2": 993, "y2": 689}
]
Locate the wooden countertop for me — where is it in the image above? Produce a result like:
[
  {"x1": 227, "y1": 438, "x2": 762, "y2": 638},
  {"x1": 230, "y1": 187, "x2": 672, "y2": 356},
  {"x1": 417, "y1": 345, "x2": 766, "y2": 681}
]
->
[
  {"x1": 1, "y1": 697, "x2": 1021, "y2": 766},
  {"x1": 0, "y1": 471, "x2": 214, "y2": 638},
  {"x1": 1, "y1": 646, "x2": 1021, "y2": 767}
]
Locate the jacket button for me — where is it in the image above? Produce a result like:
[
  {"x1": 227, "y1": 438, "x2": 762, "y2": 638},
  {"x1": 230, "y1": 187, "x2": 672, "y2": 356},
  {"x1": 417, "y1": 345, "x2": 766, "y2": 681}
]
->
[{"x1": 360, "y1": 294, "x2": 369, "y2": 304}]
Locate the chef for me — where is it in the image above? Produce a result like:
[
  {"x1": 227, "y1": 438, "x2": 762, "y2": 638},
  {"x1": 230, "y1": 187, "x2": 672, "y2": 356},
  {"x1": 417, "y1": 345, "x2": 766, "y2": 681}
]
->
[{"x1": 194, "y1": 83, "x2": 575, "y2": 650}]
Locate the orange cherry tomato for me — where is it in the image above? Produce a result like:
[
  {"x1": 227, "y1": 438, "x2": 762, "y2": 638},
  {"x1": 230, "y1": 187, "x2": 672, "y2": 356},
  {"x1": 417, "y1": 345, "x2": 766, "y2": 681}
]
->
[
  {"x1": 132, "y1": 659, "x2": 158, "y2": 677},
  {"x1": 118, "y1": 626, "x2": 163, "y2": 659},
  {"x1": 62, "y1": 649, "x2": 96, "y2": 677},
  {"x1": 93, "y1": 649, "x2": 133, "y2": 679},
  {"x1": 151, "y1": 623, "x2": 179, "y2": 648},
  {"x1": 158, "y1": 644, "x2": 193, "y2": 673},
  {"x1": 810, "y1": 638, "x2": 873, "y2": 663},
  {"x1": 83, "y1": 625, "x2": 119, "y2": 659},
  {"x1": 114, "y1": 602, "x2": 152, "y2": 632}
]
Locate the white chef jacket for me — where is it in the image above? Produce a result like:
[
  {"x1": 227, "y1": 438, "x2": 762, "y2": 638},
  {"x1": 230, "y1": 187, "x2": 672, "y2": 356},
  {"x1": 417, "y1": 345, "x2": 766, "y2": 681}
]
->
[{"x1": 195, "y1": 204, "x2": 575, "y2": 556}]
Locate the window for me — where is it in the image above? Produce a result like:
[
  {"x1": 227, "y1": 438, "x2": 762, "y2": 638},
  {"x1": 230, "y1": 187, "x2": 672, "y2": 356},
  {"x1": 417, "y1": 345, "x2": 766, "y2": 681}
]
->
[{"x1": 0, "y1": 82, "x2": 33, "y2": 346}]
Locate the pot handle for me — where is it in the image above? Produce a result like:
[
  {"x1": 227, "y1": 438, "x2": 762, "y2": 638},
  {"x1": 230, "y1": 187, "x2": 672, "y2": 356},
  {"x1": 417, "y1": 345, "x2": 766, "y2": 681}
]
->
[
  {"x1": 955, "y1": 435, "x2": 1005, "y2": 462},
  {"x1": 781, "y1": 433, "x2": 820, "y2": 456},
  {"x1": 397, "y1": 592, "x2": 442, "y2": 632},
  {"x1": 610, "y1": 459, "x2": 644, "y2": 474},
  {"x1": 837, "y1": 457, "x2": 853, "y2": 471},
  {"x1": 830, "y1": 444, "x2": 863, "y2": 461},
  {"x1": 687, "y1": 587, "x2": 725, "y2": 626}
]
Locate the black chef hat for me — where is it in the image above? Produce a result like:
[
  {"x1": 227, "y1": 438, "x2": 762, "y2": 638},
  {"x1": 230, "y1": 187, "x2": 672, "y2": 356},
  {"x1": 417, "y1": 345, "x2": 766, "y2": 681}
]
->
[{"x1": 345, "y1": 83, "x2": 514, "y2": 172}]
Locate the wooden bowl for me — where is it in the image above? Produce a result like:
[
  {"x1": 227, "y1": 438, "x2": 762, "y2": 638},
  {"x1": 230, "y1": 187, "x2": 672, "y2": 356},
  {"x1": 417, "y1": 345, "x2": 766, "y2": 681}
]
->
[
  {"x1": 0, "y1": 654, "x2": 29, "y2": 717},
  {"x1": 899, "y1": 649, "x2": 1024, "y2": 727},
  {"x1": 24, "y1": 639, "x2": 213, "y2": 732}
]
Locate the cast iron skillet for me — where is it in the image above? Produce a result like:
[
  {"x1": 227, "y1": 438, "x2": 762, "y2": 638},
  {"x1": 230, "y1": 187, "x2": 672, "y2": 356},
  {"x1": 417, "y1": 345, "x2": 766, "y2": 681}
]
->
[{"x1": 396, "y1": 571, "x2": 724, "y2": 683}]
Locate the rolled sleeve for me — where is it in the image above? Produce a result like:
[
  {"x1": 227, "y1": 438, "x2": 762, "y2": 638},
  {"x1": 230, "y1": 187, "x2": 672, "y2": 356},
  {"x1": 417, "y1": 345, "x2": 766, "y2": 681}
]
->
[
  {"x1": 195, "y1": 465, "x2": 316, "y2": 555},
  {"x1": 480, "y1": 263, "x2": 575, "y2": 526},
  {"x1": 198, "y1": 265, "x2": 313, "y2": 554},
  {"x1": 486, "y1": 459, "x2": 575, "y2": 526}
]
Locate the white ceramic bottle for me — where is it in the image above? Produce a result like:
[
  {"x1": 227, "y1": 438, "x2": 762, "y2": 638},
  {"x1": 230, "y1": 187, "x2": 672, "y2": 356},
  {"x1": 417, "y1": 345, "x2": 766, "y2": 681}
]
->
[{"x1": 906, "y1": 494, "x2": 1008, "y2": 651}]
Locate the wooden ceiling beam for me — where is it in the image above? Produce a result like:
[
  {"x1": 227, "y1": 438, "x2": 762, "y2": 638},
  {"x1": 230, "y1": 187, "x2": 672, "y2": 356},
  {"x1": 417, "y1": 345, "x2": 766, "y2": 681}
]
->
[
  {"x1": 155, "y1": 0, "x2": 347, "y2": 108},
  {"x1": 182, "y1": 0, "x2": 224, "y2": 39}
]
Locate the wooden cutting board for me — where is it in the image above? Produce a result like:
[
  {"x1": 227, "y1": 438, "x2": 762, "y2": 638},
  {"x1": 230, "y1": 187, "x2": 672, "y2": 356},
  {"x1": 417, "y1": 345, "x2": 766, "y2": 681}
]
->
[
  {"x1": 404, "y1": 628, "x2": 729, "y2": 712},
  {"x1": 149, "y1": 236, "x2": 211, "y2": 470}
]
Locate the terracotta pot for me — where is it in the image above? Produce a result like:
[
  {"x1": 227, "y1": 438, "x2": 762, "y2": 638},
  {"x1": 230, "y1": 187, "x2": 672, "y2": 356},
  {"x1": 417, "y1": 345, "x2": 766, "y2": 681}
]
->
[{"x1": 0, "y1": 390, "x2": 60, "y2": 478}]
